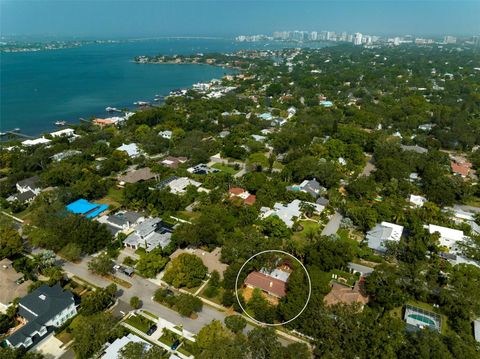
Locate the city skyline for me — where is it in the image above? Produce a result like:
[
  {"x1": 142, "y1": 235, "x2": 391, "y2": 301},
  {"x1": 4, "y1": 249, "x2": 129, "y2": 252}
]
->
[{"x1": 1, "y1": 1, "x2": 479, "y2": 38}]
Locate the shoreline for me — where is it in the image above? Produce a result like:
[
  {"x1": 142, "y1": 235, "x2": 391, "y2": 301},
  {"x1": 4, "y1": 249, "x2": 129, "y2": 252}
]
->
[{"x1": 1, "y1": 61, "x2": 239, "y2": 140}]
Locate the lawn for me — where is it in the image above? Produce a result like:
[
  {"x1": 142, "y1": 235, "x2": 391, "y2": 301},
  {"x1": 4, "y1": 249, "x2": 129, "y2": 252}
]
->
[
  {"x1": 124, "y1": 314, "x2": 154, "y2": 333},
  {"x1": 142, "y1": 310, "x2": 159, "y2": 319},
  {"x1": 97, "y1": 187, "x2": 124, "y2": 208},
  {"x1": 104, "y1": 274, "x2": 132, "y2": 288},
  {"x1": 292, "y1": 220, "x2": 322, "y2": 241},
  {"x1": 198, "y1": 285, "x2": 225, "y2": 305},
  {"x1": 211, "y1": 162, "x2": 240, "y2": 175}
]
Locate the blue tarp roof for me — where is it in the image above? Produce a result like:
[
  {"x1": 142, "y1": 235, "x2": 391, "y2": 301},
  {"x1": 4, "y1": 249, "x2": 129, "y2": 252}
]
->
[{"x1": 66, "y1": 199, "x2": 108, "y2": 218}]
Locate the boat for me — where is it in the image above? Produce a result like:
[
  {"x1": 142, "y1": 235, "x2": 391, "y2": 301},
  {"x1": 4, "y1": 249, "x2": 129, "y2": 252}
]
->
[
  {"x1": 0, "y1": 132, "x2": 6, "y2": 136},
  {"x1": 55, "y1": 121, "x2": 67, "y2": 126},
  {"x1": 12, "y1": 128, "x2": 20, "y2": 132},
  {"x1": 134, "y1": 101, "x2": 150, "y2": 106},
  {"x1": 106, "y1": 106, "x2": 121, "y2": 112}
]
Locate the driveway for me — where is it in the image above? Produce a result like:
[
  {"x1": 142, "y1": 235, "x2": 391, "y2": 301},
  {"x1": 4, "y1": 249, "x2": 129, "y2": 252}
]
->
[{"x1": 321, "y1": 212, "x2": 343, "y2": 236}]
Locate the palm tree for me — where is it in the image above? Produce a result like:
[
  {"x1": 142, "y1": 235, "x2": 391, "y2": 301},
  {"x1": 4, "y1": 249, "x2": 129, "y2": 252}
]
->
[{"x1": 300, "y1": 202, "x2": 315, "y2": 218}]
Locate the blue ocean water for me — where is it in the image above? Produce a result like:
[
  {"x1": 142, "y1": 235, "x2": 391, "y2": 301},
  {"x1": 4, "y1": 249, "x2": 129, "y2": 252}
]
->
[{"x1": 1, "y1": 38, "x2": 326, "y2": 135}]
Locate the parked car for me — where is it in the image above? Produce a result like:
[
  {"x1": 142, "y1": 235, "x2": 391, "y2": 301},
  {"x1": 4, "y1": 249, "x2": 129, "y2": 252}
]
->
[
  {"x1": 171, "y1": 339, "x2": 181, "y2": 350},
  {"x1": 113, "y1": 264, "x2": 121, "y2": 271},
  {"x1": 123, "y1": 267, "x2": 134, "y2": 277},
  {"x1": 146, "y1": 325, "x2": 157, "y2": 336}
]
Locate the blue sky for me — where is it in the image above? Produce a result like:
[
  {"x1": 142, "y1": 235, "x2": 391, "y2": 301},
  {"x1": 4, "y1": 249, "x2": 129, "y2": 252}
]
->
[{"x1": 1, "y1": 1, "x2": 479, "y2": 38}]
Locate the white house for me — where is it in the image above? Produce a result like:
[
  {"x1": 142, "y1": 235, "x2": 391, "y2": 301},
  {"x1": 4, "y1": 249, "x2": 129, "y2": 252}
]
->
[
  {"x1": 116, "y1": 143, "x2": 141, "y2": 158},
  {"x1": 159, "y1": 130, "x2": 173, "y2": 140},
  {"x1": 426, "y1": 224, "x2": 467, "y2": 251},
  {"x1": 260, "y1": 199, "x2": 324, "y2": 228},
  {"x1": 22, "y1": 137, "x2": 51, "y2": 147},
  {"x1": 409, "y1": 194, "x2": 427, "y2": 208},
  {"x1": 49, "y1": 128, "x2": 75, "y2": 138},
  {"x1": 366, "y1": 222, "x2": 404, "y2": 253},
  {"x1": 101, "y1": 333, "x2": 151, "y2": 359},
  {"x1": 167, "y1": 177, "x2": 203, "y2": 194}
]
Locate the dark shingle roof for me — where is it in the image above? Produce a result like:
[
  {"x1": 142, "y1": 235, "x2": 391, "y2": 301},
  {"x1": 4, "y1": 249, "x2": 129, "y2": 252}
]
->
[
  {"x1": 17, "y1": 176, "x2": 40, "y2": 190},
  {"x1": 13, "y1": 190, "x2": 37, "y2": 203},
  {"x1": 8, "y1": 284, "x2": 75, "y2": 347}
]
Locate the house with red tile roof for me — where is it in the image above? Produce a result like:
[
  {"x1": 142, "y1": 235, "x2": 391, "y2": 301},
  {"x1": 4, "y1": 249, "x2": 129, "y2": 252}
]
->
[
  {"x1": 228, "y1": 187, "x2": 256, "y2": 205},
  {"x1": 451, "y1": 161, "x2": 471, "y2": 177}
]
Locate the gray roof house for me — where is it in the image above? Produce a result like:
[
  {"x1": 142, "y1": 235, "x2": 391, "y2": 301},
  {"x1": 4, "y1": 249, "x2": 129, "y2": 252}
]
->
[
  {"x1": 347, "y1": 262, "x2": 375, "y2": 276},
  {"x1": 400, "y1": 144, "x2": 428, "y2": 154},
  {"x1": 366, "y1": 222, "x2": 404, "y2": 253},
  {"x1": 16, "y1": 176, "x2": 41, "y2": 195},
  {"x1": 5, "y1": 284, "x2": 77, "y2": 349},
  {"x1": 123, "y1": 217, "x2": 172, "y2": 252},
  {"x1": 286, "y1": 178, "x2": 326, "y2": 198},
  {"x1": 7, "y1": 190, "x2": 37, "y2": 204}
]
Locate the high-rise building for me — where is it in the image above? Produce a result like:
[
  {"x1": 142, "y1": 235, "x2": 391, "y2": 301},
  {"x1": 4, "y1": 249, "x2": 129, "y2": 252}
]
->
[
  {"x1": 443, "y1": 35, "x2": 457, "y2": 44},
  {"x1": 310, "y1": 31, "x2": 318, "y2": 41},
  {"x1": 353, "y1": 33, "x2": 363, "y2": 45}
]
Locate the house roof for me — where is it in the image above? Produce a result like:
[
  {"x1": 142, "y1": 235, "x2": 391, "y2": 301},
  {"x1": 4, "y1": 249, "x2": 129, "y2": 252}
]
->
[
  {"x1": 347, "y1": 262, "x2": 375, "y2": 276},
  {"x1": 17, "y1": 176, "x2": 40, "y2": 189},
  {"x1": 102, "y1": 333, "x2": 151, "y2": 359},
  {"x1": 400, "y1": 145, "x2": 428, "y2": 154},
  {"x1": 244, "y1": 194, "x2": 257, "y2": 205},
  {"x1": 8, "y1": 284, "x2": 74, "y2": 347},
  {"x1": 160, "y1": 156, "x2": 188, "y2": 168},
  {"x1": 13, "y1": 190, "x2": 37, "y2": 203},
  {"x1": 323, "y1": 281, "x2": 369, "y2": 307},
  {"x1": 229, "y1": 187, "x2": 245, "y2": 195},
  {"x1": 0, "y1": 260, "x2": 31, "y2": 306},
  {"x1": 244, "y1": 271, "x2": 286, "y2": 298},
  {"x1": 116, "y1": 143, "x2": 140, "y2": 157},
  {"x1": 122, "y1": 211, "x2": 143, "y2": 224},
  {"x1": 118, "y1": 167, "x2": 156, "y2": 184},
  {"x1": 451, "y1": 162, "x2": 470, "y2": 176},
  {"x1": 366, "y1": 222, "x2": 404, "y2": 252}
]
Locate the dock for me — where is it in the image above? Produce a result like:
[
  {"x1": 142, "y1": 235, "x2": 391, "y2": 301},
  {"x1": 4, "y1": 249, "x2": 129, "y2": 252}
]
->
[{"x1": 3, "y1": 131, "x2": 34, "y2": 139}]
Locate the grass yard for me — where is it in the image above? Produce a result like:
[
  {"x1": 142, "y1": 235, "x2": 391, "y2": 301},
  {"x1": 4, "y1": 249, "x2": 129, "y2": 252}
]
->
[
  {"x1": 198, "y1": 285, "x2": 225, "y2": 305},
  {"x1": 211, "y1": 162, "x2": 240, "y2": 175},
  {"x1": 124, "y1": 314, "x2": 154, "y2": 333},
  {"x1": 104, "y1": 274, "x2": 132, "y2": 288},
  {"x1": 97, "y1": 187, "x2": 124, "y2": 208},
  {"x1": 292, "y1": 220, "x2": 322, "y2": 241},
  {"x1": 142, "y1": 310, "x2": 159, "y2": 319}
]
